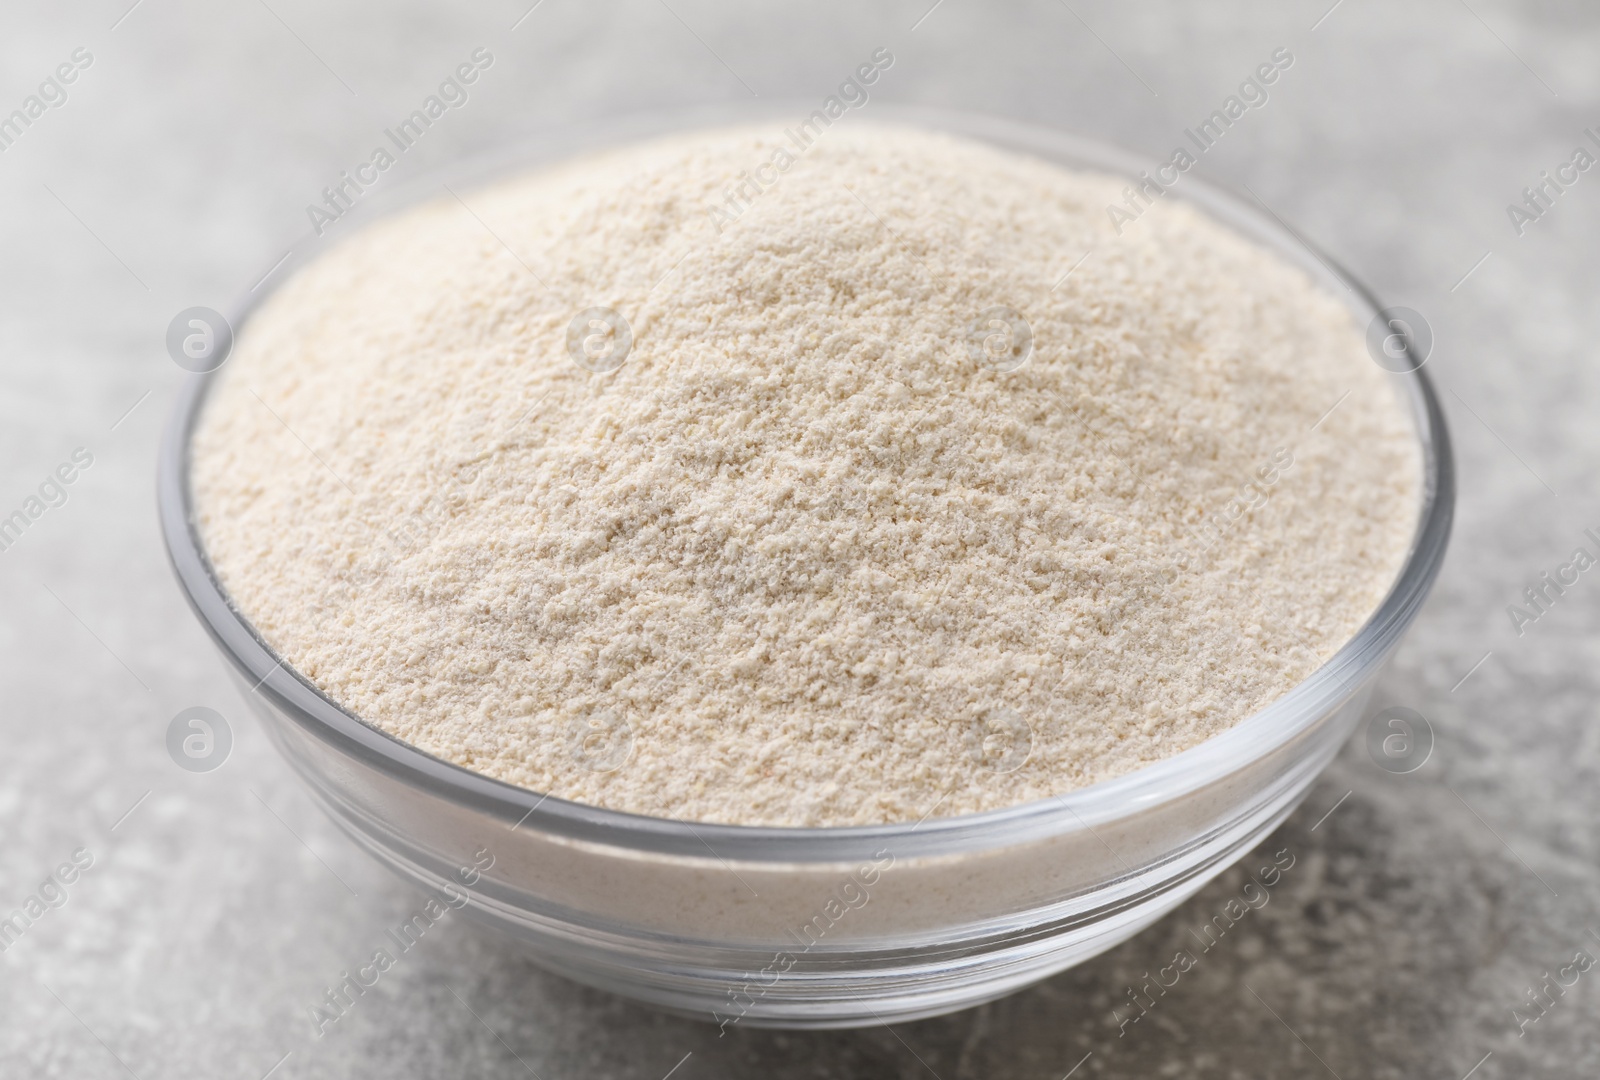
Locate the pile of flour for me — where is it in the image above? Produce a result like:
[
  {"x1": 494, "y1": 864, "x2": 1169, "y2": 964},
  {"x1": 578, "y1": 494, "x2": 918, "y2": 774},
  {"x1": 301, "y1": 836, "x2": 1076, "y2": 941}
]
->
[{"x1": 192, "y1": 123, "x2": 1420, "y2": 827}]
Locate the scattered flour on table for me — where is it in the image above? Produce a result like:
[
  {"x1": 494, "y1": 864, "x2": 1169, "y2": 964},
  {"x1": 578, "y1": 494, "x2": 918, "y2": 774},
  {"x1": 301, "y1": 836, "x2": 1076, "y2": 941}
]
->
[{"x1": 191, "y1": 123, "x2": 1421, "y2": 826}]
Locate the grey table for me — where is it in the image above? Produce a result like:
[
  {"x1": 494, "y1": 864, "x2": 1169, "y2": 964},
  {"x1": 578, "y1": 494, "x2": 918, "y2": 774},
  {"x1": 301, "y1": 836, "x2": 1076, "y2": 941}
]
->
[{"x1": 2, "y1": 1, "x2": 1594, "y2": 1076}]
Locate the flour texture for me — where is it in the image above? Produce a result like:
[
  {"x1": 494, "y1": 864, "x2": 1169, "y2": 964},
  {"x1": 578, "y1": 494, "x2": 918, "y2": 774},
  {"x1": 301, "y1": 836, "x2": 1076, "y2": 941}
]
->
[{"x1": 192, "y1": 124, "x2": 1420, "y2": 826}]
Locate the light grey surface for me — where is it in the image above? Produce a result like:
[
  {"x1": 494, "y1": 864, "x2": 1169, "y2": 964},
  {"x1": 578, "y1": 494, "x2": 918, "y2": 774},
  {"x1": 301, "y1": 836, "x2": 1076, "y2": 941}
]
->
[{"x1": 2, "y1": 1, "x2": 1595, "y2": 1076}]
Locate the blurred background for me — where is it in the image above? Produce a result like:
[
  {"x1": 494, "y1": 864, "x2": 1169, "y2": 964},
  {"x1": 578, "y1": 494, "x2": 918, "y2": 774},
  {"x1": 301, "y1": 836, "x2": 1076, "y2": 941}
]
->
[{"x1": 2, "y1": 1, "x2": 1596, "y2": 1076}]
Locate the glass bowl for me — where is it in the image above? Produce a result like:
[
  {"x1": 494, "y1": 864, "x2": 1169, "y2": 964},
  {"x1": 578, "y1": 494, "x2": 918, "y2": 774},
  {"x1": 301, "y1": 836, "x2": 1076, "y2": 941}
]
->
[{"x1": 158, "y1": 104, "x2": 1453, "y2": 1029}]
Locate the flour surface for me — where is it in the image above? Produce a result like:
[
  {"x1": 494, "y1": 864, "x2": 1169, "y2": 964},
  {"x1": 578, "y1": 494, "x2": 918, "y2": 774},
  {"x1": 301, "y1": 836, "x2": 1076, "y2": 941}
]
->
[{"x1": 192, "y1": 124, "x2": 1420, "y2": 826}]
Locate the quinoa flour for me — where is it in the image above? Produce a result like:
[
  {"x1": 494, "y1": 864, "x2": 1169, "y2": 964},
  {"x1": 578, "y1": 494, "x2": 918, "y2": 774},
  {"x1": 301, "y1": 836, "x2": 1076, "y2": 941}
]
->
[{"x1": 191, "y1": 123, "x2": 1420, "y2": 827}]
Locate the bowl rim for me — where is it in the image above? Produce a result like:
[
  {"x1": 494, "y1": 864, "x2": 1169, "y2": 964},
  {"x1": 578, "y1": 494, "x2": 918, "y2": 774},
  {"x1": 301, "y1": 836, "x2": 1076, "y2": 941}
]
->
[{"x1": 157, "y1": 101, "x2": 1454, "y2": 862}]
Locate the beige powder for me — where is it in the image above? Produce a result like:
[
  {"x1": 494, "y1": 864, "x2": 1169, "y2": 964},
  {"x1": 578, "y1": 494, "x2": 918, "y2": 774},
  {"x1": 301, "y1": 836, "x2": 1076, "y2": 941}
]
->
[{"x1": 191, "y1": 123, "x2": 1420, "y2": 827}]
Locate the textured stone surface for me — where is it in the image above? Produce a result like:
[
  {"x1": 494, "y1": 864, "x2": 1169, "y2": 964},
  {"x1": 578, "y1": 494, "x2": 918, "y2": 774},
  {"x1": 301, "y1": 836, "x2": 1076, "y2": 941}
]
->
[{"x1": 1, "y1": 1, "x2": 1595, "y2": 1077}]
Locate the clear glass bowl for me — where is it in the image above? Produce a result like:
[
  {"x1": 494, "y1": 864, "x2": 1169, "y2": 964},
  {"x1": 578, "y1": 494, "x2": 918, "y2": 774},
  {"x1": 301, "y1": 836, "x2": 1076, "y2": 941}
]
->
[{"x1": 158, "y1": 105, "x2": 1453, "y2": 1029}]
